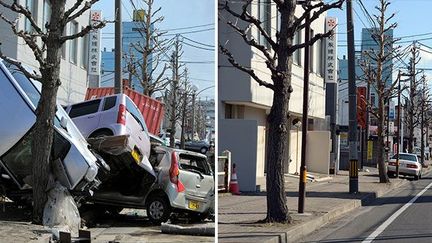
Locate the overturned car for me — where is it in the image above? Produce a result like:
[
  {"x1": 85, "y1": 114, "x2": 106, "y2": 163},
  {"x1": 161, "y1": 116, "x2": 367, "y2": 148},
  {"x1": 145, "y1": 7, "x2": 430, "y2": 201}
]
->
[{"x1": 0, "y1": 60, "x2": 103, "y2": 201}]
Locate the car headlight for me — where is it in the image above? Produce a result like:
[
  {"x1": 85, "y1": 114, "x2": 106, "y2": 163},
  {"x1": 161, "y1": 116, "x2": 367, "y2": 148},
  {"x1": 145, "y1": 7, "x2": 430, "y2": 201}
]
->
[{"x1": 85, "y1": 165, "x2": 98, "y2": 182}]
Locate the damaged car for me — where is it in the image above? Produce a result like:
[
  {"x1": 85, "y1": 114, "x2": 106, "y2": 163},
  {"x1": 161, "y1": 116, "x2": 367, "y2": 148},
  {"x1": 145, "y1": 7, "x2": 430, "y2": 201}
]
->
[
  {"x1": 0, "y1": 60, "x2": 103, "y2": 201},
  {"x1": 87, "y1": 144, "x2": 215, "y2": 224}
]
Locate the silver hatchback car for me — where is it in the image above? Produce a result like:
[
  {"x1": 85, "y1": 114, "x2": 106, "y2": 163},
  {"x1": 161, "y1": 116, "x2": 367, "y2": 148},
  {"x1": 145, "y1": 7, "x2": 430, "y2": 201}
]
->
[
  {"x1": 0, "y1": 60, "x2": 100, "y2": 195},
  {"x1": 91, "y1": 146, "x2": 215, "y2": 224}
]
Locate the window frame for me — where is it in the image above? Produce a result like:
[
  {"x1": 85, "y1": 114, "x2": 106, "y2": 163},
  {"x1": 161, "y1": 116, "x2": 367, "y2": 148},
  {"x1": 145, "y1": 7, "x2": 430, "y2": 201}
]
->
[{"x1": 69, "y1": 21, "x2": 79, "y2": 64}]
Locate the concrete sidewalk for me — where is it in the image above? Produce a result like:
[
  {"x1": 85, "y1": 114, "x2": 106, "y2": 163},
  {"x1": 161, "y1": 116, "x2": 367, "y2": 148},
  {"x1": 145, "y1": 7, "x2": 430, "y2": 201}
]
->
[{"x1": 218, "y1": 167, "x2": 430, "y2": 243}]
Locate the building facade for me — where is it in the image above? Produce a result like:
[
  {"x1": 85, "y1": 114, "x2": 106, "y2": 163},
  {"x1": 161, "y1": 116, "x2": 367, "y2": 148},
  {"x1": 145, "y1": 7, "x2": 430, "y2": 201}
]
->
[
  {"x1": 219, "y1": 2, "x2": 329, "y2": 191},
  {"x1": 0, "y1": 0, "x2": 92, "y2": 105}
]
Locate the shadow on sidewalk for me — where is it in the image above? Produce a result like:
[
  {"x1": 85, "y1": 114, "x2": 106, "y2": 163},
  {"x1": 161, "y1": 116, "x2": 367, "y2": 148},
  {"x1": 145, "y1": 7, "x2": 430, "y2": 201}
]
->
[{"x1": 0, "y1": 202, "x2": 32, "y2": 222}]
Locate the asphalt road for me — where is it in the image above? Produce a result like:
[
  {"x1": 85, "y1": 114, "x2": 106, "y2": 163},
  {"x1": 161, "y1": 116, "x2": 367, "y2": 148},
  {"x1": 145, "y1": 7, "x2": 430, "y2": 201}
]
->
[{"x1": 301, "y1": 170, "x2": 432, "y2": 243}]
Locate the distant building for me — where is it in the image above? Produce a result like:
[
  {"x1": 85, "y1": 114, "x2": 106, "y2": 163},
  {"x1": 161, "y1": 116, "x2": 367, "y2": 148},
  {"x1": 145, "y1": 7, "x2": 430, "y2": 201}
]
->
[
  {"x1": 197, "y1": 98, "x2": 215, "y2": 139},
  {"x1": 101, "y1": 10, "x2": 152, "y2": 93},
  {"x1": 0, "y1": 1, "x2": 92, "y2": 105}
]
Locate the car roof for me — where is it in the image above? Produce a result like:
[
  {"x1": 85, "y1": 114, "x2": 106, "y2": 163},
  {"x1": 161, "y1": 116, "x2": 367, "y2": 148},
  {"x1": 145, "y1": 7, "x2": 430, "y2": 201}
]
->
[{"x1": 154, "y1": 145, "x2": 207, "y2": 159}]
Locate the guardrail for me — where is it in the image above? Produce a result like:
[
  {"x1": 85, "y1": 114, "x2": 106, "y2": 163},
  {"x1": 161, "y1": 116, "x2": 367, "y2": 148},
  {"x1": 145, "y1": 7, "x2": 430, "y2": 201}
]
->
[{"x1": 218, "y1": 150, "x2": 231, "y2": 192}]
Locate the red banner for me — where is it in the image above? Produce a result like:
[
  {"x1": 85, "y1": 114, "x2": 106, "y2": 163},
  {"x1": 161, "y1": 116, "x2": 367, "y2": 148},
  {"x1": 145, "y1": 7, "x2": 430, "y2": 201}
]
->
[{"x1": 357, "y1": 87, "x2": 367, "y2": 129}]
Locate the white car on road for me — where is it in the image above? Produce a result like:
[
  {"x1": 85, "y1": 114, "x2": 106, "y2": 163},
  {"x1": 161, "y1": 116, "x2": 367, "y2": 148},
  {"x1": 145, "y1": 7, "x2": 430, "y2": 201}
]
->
[{"x1": 387, "y1": 153, "x2": 423, "y2": 180}]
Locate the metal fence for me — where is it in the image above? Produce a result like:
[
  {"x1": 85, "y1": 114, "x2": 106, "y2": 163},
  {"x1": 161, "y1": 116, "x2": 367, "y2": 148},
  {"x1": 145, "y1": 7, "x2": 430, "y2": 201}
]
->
[{"x1": 218, "y1": 150, "x2": 231, "y2": 192}]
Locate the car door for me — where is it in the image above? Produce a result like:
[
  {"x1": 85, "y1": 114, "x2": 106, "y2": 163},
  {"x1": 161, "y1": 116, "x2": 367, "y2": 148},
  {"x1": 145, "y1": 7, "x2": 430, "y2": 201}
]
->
[{"x1": 178, "y1": 153, "x2": 214, "y2": 198}]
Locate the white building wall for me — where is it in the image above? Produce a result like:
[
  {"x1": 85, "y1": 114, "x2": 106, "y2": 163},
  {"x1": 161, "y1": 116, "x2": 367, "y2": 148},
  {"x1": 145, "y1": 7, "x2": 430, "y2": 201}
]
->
[{"x1": 0, "y1": 0, "x2": 90, "y2": 105}]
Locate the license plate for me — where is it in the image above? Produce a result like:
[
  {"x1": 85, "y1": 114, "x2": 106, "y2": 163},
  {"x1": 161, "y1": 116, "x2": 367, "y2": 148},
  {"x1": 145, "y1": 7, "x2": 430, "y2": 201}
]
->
[
  {"x1": 131, "y1": 149, "x2": 141, "y2": 164},
  {"x1": 188, "y1": 200, "x2": 200, "y2": 210}
]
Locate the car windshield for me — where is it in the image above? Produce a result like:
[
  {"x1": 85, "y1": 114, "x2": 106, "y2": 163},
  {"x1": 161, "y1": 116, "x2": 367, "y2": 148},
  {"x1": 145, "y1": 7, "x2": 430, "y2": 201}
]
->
[
  {"x1": 126, "y1": 97, "x2": 148, "y2": 133},
  {"x1": 392, "y1": 154, "x2": 417, "y2": 162},
  {"x1": 4, "y1": 62, "x2": 41, "y2": 108}
]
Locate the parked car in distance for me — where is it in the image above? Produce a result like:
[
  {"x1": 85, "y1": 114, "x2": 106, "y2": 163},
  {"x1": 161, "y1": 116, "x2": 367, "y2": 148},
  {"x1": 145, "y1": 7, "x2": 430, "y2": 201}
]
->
[
  {"x1": 65, "y1": 94, "x2": 151, "y2": 167},
  {"x1": 90, "y1": 146, "x2": 215, "y2": 224},
  {"x1": 159, "y1": 132, "x2": 179, "y2": 147},
  {"x1": 176, "y1": 140, "x2": 210, "y2": 154},
  {"x1": 150, "y1": 134, "x2": 166, "y2": 146},
  {"x1": 0, "y1": 60, "x2": 101, "y2": 196},
  {"x1": 414, "y1": 147, "x2": 430, "y2": 161},
  {"x1": 387, "y1": 153, "x2": 423, "y2": 180}
]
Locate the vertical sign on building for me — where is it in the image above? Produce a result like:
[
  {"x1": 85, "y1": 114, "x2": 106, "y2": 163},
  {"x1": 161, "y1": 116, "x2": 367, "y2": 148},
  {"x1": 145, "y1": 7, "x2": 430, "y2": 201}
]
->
[
  {"x1": 325, "y1": 17, "x2": 338, "y2": 83},
  {"x1": 88, "y1": 10, "x2": 102, "y2": 87}
]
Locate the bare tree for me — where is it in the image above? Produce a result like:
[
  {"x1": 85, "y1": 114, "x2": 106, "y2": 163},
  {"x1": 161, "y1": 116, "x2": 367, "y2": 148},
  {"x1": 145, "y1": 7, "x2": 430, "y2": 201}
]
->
[
  {"x1": 358, "y1": 0, "x2": 402, "y2": 183},
  {"x1": 126, "y1": 0, "x2": 169, "y2": 96},
  {"x1": 219, "y1": 0, "x2": 343, "y2": 222},
  {"x1": 419, "y1": 73, "x2": 432, "y2": 165},
  {"x1": 166, "y1": 37, "x2": 187, "y2": 147},
  {"x1": 405, "y1": 44, "x2": 423, "y2": 153},
  {"x1": 0, "y1": 0, "x2": 105, "y2": 224}
]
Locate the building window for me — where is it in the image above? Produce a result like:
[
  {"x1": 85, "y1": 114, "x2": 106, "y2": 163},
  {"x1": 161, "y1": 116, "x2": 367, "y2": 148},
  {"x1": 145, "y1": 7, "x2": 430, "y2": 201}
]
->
[
  {"x1": 309, "y1": 29, "x2": 314, "y2": 73},
  {"x1": 316, "y1": 39, "x2": 324, "y2": 77},
  {"x1": 69, "y1": 21, "x2": 79, "y2": 64},
  {"x1": 81, "y1": 27, "x2": 88, "y2": 69},
  {"x1": 43, "y1": 0, "x2": 51, "y2": 32},
  {"x1": 371, "y1": 93, "x2": 376, "y2": 106},
  {"x1": 225, "y1": 104, "x2": 233, "y2": 119},
  {"x1": 293, "y1": 30, "x2": 301, "y2": 65},
  {"x1": 258, "y1": 0, "x2": 271, "y2": 49},
  {"x1": 61, "y1": 27, "x2": 67, "y2": 59},
  {"x1": 24, "y1": 0, "x2": 36, "y2": 33}
]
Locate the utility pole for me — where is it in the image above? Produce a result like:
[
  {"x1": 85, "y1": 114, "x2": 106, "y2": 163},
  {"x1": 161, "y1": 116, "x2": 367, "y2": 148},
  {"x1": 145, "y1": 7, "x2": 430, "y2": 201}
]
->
[
  {"x1": 114, "y1": 0, "x2": 123, "y2": 94},
  {"x1": 346, "y1": 0, "x2": 358, "y2": 193},
  {"x1": 408, "y1": 43, "x2": 417, "y2": 153},
  {"x1": 180, "y1": 69, "x2": 188, "y2": 149},
  {"x1": 298, "y1": 0, "x2": 310, "y2": 214},
  {"x1": 365, "y1": 61, "x2": 372, "y2": 167},
  {"x1": 420, "y1": 74, "x2": 426, "y2": 165},
  {"x1": 169, "y1": 37, "x2": 180, "y2": 147},
  {"x1": 396, "y1": 71, "x2": 401, "y2": 177},
  {"x1": 191, "y1": 90, "x2": 196, "y2": 141}
]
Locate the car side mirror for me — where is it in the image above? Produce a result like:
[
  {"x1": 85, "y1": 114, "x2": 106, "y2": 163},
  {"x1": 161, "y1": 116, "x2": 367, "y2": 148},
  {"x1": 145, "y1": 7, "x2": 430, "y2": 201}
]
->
[{"x1": 60, "y1": 117, "x2": 68, "y2": 130}]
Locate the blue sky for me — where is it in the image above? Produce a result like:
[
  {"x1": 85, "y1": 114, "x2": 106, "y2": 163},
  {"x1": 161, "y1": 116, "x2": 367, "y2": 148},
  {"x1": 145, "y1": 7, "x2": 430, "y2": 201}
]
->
[
  {"x1": 93, "y1": 0, "x2": 215, "y2": 99},
  {"x1": 328, "y1": 0, "x2": 432, "y2": 77}
]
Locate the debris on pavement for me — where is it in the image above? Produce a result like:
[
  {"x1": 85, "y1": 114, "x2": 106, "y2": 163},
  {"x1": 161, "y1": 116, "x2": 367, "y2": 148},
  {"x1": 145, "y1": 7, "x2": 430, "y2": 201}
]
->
[
  {"x1": 161, "y1": 222, "x2": 215, "y2": 236},
  {"x1": 43, "y1": 181, "x2": 81, "y2": 239}
]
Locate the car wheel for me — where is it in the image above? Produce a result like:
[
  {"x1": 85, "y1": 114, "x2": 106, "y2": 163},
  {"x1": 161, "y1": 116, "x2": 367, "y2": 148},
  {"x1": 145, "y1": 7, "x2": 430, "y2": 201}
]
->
[
  {"x1": 387, "y1": 172, "x2": 395, "y2": 178},
  {"x1": 146, "y1": 195, "x2": 171, "y2": 224},
  {"x1": 414, "y1": 174, "x2": 420, "y2": 180},
  {"x1": 90, "y1": 130, "x2": 113, "y2": 138},
  {"x1": 200, "y1": 147, "x2": 208, "y2": 154}
]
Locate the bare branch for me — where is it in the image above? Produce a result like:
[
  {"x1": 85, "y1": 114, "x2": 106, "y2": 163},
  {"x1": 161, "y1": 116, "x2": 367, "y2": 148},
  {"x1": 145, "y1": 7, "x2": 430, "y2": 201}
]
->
[
  {"x1": 220, "y1": 44, "x2": 274, "y2": 90},
  {"x1": 60, "y1": 20, "x2": 105, "y2": 42}
]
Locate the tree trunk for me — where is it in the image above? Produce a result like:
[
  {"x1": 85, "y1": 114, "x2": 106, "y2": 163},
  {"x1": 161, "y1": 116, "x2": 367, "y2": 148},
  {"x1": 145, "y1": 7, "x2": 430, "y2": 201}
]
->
[
  {"x1": 32, "y1": 0, "x2": 65, "y2": 224},
  {"x1": 377, "y1": 98, "x2": 389, "y2": 183},
  {"x1": 265, "y1": 84, "x2": 291, "y2": 222}
]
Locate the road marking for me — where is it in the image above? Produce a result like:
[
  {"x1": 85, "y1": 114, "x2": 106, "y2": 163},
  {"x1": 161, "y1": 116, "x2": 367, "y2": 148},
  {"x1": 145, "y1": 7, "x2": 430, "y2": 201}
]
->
[{"x1": 362, "y1": 181, "x2": 432, "y2": 243}]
